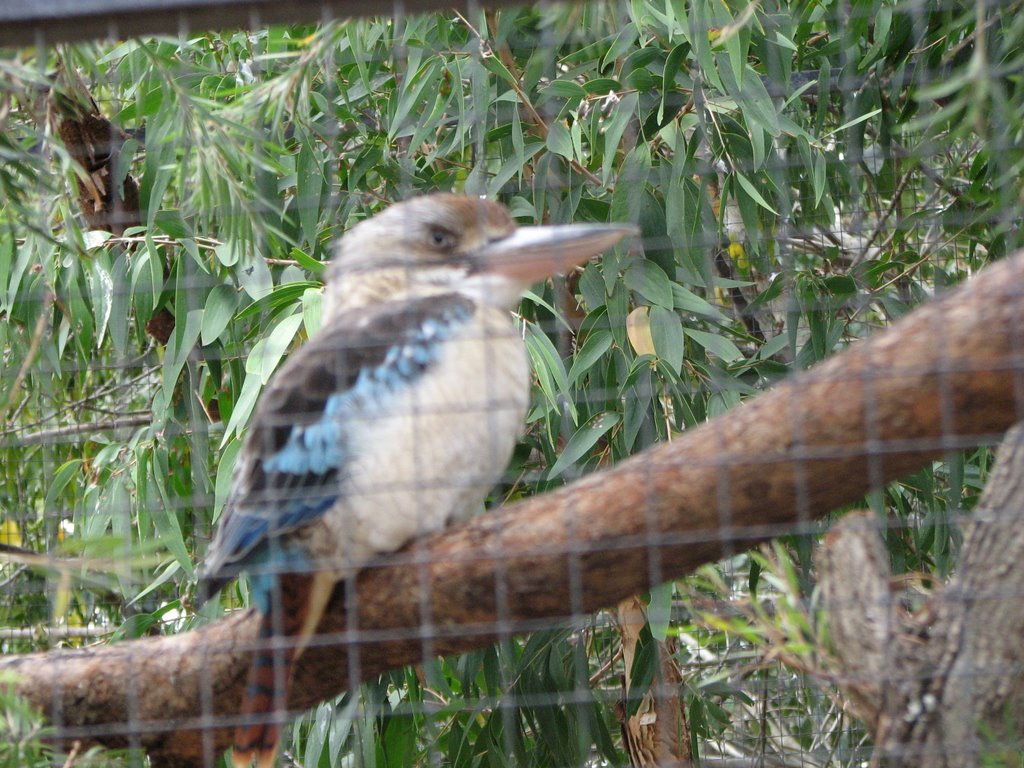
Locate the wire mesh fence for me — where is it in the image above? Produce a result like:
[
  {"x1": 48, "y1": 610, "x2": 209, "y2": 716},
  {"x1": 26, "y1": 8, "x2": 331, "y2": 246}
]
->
[{"x1": 1, "y1": 1, "x2": 1023, "y2": 766}]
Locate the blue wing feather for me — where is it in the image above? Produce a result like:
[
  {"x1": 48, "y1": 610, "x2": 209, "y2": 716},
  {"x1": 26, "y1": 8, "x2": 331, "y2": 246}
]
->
[
  {"x1": 261, "y1": 393, "x2": 348, "y2": 477},
  {"x1": 199, "y1": 293, "x2": 475, "y2": 599}
]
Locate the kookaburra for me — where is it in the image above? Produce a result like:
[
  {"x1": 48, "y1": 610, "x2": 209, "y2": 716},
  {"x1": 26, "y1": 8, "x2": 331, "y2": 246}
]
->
[{"x1": 199, "y1": 193, "x2": 636, "y2": 767}]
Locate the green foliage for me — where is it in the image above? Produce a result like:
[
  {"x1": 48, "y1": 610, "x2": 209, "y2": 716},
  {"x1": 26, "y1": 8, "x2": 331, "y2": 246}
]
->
[
  {"x1": 0, "y1": 681, "x2": 134, "y2": 766},
  {"x1": 0, "y1": 0, "x2": 1019, "y2": 763},
  {"x1": 0, "y1": 679, "x2": 53, "y2": 768}
]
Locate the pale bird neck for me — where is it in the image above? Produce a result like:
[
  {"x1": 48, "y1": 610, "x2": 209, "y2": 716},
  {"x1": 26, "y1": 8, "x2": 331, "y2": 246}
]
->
[{"x1": 321, "y1": 268, "x2": 465, "y2": 321}]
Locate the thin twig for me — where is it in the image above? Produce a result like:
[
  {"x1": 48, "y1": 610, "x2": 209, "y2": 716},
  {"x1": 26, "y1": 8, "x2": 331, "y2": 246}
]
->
[
  {"x1": 461, "y1": 11, "x2": 608, "y2": 191},
  {"x1": 17, "y1": 234, "x2": 307, "y2": 268},
  {"x1": 0, "y1": 626, "x2": 111, "y2": 641},
  {"x1": 0, "y1": 564, "x2": 28, "y2": 590},
  {"x1": 588, "y1": 646, "x2": 622, "y2": 686},
  {"x1": 3, "y1": 364, "x2": 158, "y2": 437},
  {"x1": 5, "y1": 415, "x2": 151, "y2": 447},
  {"x1": 61, "y1": 740, "x2": 82, "y2": 768}
]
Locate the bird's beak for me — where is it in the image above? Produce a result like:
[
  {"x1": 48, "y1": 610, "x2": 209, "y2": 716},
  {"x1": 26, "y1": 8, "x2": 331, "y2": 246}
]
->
[{"x1": 477, "y1": 223, "x2": 639, "y2": 283}]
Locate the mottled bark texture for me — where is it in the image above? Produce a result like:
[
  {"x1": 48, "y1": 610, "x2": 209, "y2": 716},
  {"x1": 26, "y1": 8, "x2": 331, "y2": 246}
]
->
[
  {"x1": 818, "y1": 421, "x2": 1024, "y2": 767},
  {"x1": 1, "y1": 250, "x2": 1024, "y2": 766},
  {"x1": 49, "y1": 65, "x2": 180, "y2": 346},
  {"x1": 616, "y1": 596, "x2": 691, "y2": 767},
  {"x1": 51, "y1": 66, "x2": 141, "y2": 237}
]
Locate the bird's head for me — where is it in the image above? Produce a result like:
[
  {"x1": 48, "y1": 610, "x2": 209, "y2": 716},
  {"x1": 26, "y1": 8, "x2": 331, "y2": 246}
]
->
[{"x1": 324, "y1": 194, "x2": 636, "y2": 317}]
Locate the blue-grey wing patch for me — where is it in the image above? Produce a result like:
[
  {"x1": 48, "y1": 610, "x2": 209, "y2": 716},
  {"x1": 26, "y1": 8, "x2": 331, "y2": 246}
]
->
[{"x1": 199, "y1": 293, "x2": 475, "y2": 599}]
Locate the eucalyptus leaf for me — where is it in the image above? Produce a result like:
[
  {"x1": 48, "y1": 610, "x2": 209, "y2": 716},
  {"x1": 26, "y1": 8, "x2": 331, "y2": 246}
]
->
[
  {"x1": 626, "y1": 260, "x2": 674, "y2": 309},
  {"x1": 650, "y1": 305, "x2": 685, "y2": 372},
  {"x1": 684, "y1": 327, "x2": 744, "y2": 362},
  {"x1": 236, "y1": 254, "x2": 274, "y2": 300},
  {"x1": 201, "y1": 284, "x2": 239, "y2": 346},
  {"x1": 257, "y1": 312, "x2": 304, "y2": 384},
  {"x1": 568, "y1": 330, "x2": 613, "y2": 385},
  {"x1": 548, "y1": 411, "x2": 620, "y2": 480}
]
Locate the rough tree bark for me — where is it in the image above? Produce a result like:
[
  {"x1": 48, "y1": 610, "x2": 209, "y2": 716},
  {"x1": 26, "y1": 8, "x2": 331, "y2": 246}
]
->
[
  {"x1": 818, "y1": 420, "x2": 1024, "y2": 767},
  {"x1": 49, "y1": 63, "x2": 180, "y2": 346},
  {"x1": 50, "y1": 63, "x2": 141, "y2": 237},
  {"x1": 616, "y1": 596, "x2": 691, "y2": 767},
  {"x1": 2, "y1": 250, "x2": 1024, "y2": 766}
]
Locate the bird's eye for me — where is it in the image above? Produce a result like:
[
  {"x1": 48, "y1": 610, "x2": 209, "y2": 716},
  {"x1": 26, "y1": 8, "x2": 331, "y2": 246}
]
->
[{"x1": 428, "y1": 227, "x2": 458, "y2": 251}]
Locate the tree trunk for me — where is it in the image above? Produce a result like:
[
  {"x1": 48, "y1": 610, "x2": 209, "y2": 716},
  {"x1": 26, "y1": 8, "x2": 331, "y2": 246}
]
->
[
  {"x1": 616, "y1": 596, "x2": 691, "y2": 767},
  {"x1": 818, "y1": 420, "x2": 1024, "y2": 766},
  {"x1": 51, "y1": 63, "x2": 141, "y2": 237}
]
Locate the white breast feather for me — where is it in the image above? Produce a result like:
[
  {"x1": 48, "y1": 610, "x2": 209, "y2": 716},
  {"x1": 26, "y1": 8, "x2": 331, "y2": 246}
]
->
[{"x1": 312, "y1": 307, "x2": 529, "y2": 568}]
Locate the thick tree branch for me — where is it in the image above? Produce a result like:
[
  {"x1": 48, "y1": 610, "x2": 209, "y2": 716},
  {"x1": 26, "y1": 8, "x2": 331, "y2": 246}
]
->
[{"x1": 3, "y1": 251, "x2": 1024, "y2": 766}]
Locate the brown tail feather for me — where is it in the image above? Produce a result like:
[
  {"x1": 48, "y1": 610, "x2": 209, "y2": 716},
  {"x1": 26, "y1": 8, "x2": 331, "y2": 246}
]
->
[
  {"x1": 232, "y1": 573, "x2": 314, "y2": 767},
  {"x1": 232, "y1": 649, "x2": 289, "y2": 768}
]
